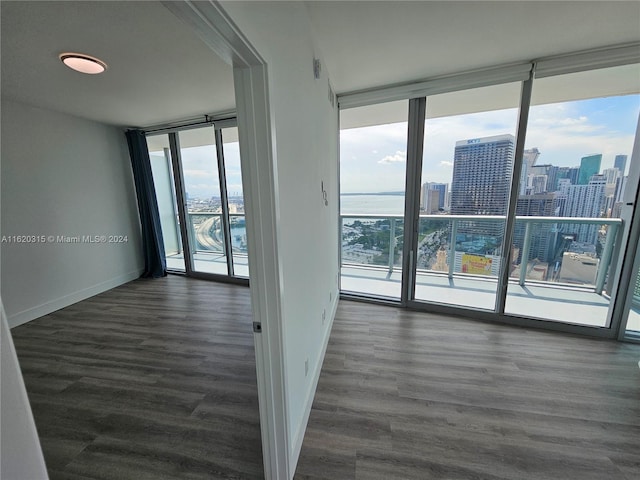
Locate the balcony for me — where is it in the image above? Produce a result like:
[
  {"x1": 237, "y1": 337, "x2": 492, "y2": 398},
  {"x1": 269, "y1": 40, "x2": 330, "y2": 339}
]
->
[
  {"x1": 341, "y1": 214, "x2": 633, "y2": 329},
  {"x1": 164, "y1": 210, "x2": 638, "y2": 332},
  {"x1": 165, "y1": 212, "x2": 249, "y2": 277}
]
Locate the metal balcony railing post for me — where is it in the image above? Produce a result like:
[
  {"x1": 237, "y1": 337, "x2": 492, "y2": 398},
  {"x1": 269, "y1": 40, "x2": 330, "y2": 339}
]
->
[
  {"x1": 519, "y1": 221, "x2": 532, "y2": 286},
  {"x1": 595, "y1": 223, "x2": 618, "y2": 295},
  {"x1": 448, "y1": 219, "x2": 458, "y2": 278},
  {"x1": 388, "y1": 218, "x2": 396, "y2": 278}
]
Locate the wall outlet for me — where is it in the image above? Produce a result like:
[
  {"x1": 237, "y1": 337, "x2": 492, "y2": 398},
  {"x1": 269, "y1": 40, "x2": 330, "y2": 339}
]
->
[
  {"x1": 305, "y1": 358, "x2": 309, "y2": 377},
  {"x1": 329, "y1": 291, "x2": 332, "y2": 302},
  {"x1": 322, "y1": 309, "x2": 326, "y2": 324}
]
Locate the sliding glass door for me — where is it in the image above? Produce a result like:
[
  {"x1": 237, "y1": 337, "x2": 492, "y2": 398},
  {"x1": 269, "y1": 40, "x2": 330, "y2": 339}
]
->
[
  {"x1": 177, "y1": 127, "x2": 227, "y2": 275},
  {"x1": 413, "y1": 83, "x2": 521, "y2": 310},
  {"x1": 146, "y1": 121, "x2": 247, "y2": 281},
  {"x1": 339, "y1": 100, "x2": 408, "y2": 299},
  {"x1": 339, "y1": 52, "x2": 640, "y2": 337},
  {"x1": 220, "y1": 127, "x2": 249, "y2": 278},
  {"x1": 504, "y1": 64, "x2": 640, "y2": 327},
  {"x1": 148, "y1": 133, "x2": 185, "y2": 271}
]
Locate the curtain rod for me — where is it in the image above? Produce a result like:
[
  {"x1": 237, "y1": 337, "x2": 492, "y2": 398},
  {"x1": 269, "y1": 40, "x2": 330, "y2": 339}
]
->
[{"x1": 141, "y1": 111, "x2": 237, "y2": 135}]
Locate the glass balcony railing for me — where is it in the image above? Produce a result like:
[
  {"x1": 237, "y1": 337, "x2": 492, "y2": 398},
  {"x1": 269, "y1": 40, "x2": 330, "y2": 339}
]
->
[
  {"x1": 186, "y1": 212, "x2": 248, "y2": 256},
  {"x1": 341, "y1": 214, "x2": 622, "y2": 295},
  {"x1": 164, "y1": 212, "x2": 249, "y2": 277}
]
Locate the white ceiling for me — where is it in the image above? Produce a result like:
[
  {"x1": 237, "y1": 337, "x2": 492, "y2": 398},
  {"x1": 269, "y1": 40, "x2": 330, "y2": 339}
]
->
[
  {"x1": 0, "y1": 1, "x2": 235, "y2": 128},
  {"x1": 307, "y1": 1, "x2": 640, "y2": 94},
  {"x1": 1, "y1": 1, "x2": 639, "y2": 128}
]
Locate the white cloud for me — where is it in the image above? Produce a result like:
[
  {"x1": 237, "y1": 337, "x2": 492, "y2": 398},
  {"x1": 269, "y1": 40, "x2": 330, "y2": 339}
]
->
[
  {"x1": 378, "y1": 150, "x2": 406, "y2": 164},
  {"x1": 439, "y1": 160, "x2": 454, "y2": 167}
]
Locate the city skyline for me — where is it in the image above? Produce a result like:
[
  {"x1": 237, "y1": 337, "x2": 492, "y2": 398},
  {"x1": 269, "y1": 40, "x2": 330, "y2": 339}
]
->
[
  {"x1": 340, "y1": 94, "x2": 639, "y2": 193},
  {"x1": 160, "y1": 95, "x2": 638, "y2": 199}
]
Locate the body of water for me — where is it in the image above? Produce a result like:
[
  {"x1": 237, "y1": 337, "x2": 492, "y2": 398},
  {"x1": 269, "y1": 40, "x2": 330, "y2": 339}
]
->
[{"x1": 340, "y1": 194, "x2": 405, "y2": 215}]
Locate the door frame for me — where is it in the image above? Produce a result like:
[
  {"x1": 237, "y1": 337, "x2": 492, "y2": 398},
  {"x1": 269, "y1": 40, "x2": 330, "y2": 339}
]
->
[{"x1": 162, "y1": 1, "x2": 290, "y2": 478}]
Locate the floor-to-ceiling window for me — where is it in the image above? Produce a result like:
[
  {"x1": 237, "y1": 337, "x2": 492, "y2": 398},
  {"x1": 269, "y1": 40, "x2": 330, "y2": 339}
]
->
[
  {"x1": 148, "y1": 133, "x2": 185, "y2": 272},
  {"x1": 413, "y1": 82, "x2": 521, "y2": 310},
  {"x1": 339, "y1": 100, "x2": 408, "y2": 299},
  {"x1": 622, "y1": 245, "x2": 640, "y2": 338},
  {"x1": 221, "y1": 126, "x2": 249, "y2": 278},
  {"x1": 339, "y1": 47, "x2": 640, "y2": 339},
  {"x1": 178, "y1": 127, "x2": 228, "y2": 275},
  {"x1": 504, "y1": 63, "x2": 640, "y2": 327},
  {"x1": 146, "y1": 120, "x2": 247, "y2": 282}
]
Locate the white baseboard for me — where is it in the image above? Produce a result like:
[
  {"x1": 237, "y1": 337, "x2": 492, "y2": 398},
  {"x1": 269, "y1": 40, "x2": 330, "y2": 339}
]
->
[
  {"x1": 8, "y1": 269, "x2": 143, "y2": 328},
  {"x1": 289, "y1": 289, "x2": 340, "y2": 475}
]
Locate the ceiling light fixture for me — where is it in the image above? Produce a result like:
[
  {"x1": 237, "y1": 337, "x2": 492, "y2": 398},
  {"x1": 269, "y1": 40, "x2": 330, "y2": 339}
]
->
[{"x1": 59, "y1": 53, "x2": 107, "y2": 74}]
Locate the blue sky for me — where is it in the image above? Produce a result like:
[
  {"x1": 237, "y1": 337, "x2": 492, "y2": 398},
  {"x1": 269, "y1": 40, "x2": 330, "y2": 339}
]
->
[
  {"x1": 174, "y1": 94, "x2": 639, "y2": 199},
  {"x1": 340, "y1": 94, "x2": 640, "y2": 193},
  {"x1": 180, "y1": 142, "x2": 243, "y2": 200}
]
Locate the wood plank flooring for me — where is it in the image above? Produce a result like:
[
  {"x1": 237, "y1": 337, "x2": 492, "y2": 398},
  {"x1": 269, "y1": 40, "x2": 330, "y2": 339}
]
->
[
  {"x1": 12, "y1": 276, "x2": 640, "y2": 480},
  {"x1": 295, "y1": 301, "x2": 640, "y2": 480},
  {"x1": 11, "y1": 276, "x2": 263, "y2": 480}
]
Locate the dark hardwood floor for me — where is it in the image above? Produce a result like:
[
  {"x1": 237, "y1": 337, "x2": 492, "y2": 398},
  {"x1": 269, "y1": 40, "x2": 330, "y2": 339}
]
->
[
  {"x1": 11, "y1": 276, "x2": 263, "y2": 480},
  {"x1": 295, "y1": 301, "x2": 640, "y2": 480},
  {"x1": 13, "y1": 276, "x2": 640, "y2": 480}
]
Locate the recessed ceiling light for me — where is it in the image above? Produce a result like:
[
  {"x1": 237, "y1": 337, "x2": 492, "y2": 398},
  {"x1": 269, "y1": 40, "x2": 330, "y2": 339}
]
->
[{"x1": 59, "y1": 53, "x2": 107, "y2": 74}]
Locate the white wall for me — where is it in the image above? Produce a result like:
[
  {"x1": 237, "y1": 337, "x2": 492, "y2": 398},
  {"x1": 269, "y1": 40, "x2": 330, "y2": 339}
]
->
[
  {"x1": 1, "y1": 301, "x2": 48, "y2": 479},
  {"x1": 1, "y1": 98, "x2": 143, "y2": 327},
  {"x1": 221, "y1": 2, "x2": 340, "y2": 475}
]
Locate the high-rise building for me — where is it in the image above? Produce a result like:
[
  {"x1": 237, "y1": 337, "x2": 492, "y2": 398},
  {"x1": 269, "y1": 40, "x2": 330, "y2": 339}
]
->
[
  {"x1": 421, "y1": 182, "x2": 449, "y2": 211},
  {"x1": 614, "y1": 154, "x2": 628, "y2": 174},
  {"x1": 451, "y1": 134, "x2": 515, "y2": 243},
  {"x1": 529, "y1": 164, "x2": 558, "y2": 193},
  {"x1": 603, "y1": 167, "x2": 621, "y2": 185},
  {"x1": 451, "y1": 134, "x2": 515, "y2": 216},
  {"x1": 515, "y1": 193, "x2": 562, "y2": 264},
  {"x1": 560, "y1": 174, "x2": 606, "y2": 245},
  {"x1": 528, "y1": 174, "x2": 548, "y2": 194},
  {"x1": 616, "y1": 176, "x2": 627, "y2": 203},
  {"x1": 424, "y1": 189, "x2": 440, "y2": 214},
  {"x1": 602, "y1": 167, "x2": 622, "y2": 216},
  {"x1": 519, "y1": 147, "x2": 541, "y2": 195},
  {"x1": 556, "y1": 166, "x2": 580, "y2": 188},
  {"x1": 578, "y1": 154, "x2": 602, "y2": 185}
]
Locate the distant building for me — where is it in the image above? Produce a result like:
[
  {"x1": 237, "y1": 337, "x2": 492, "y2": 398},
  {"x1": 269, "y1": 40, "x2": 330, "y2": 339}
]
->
[
  {"x1": 603, "y1": 168, "x2": 622, "y2": 217},
  {"x1": 519, "y1": 148, "x2": 541, "y2": 195},
  {"x1": 451, "y1": 134, "x2": 515, "y2": 240},
  {"x1": 616, "y1": 176, "x2": 627, "y2": 203},
  {"x1": 422, "y1": 188, "x2": 440, "y2": 214},
  {"x1": 420, "y1": 182, "x2": 449, "y2": 211},
  {"x1": 528, "y1": 164, "x2": 558, "y2": 194},
  {"x1": 556, "y1": 166, "x2": 580, "y2": 188},
  {"x1": 614, "y1": 154, "x2": 628, "y2": 174},
  {"x1": 578, "y1": 154, "x2": 602, "y2": 185},
  {"x1": 451, "y1": 134, "x2": 515, "y2": 216},
  {"x1": 560, "y1": 174, "x2": 606, "y2": 245},
  {"x1": 528, "y1": 174, "x2": 548, "y2": 194},
  {"x1": 515, "y1": 193, "x2": 562, "y2": 263},
  {"x1": 603, "y1": 167, "x2": 621, "y2": 185}
]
